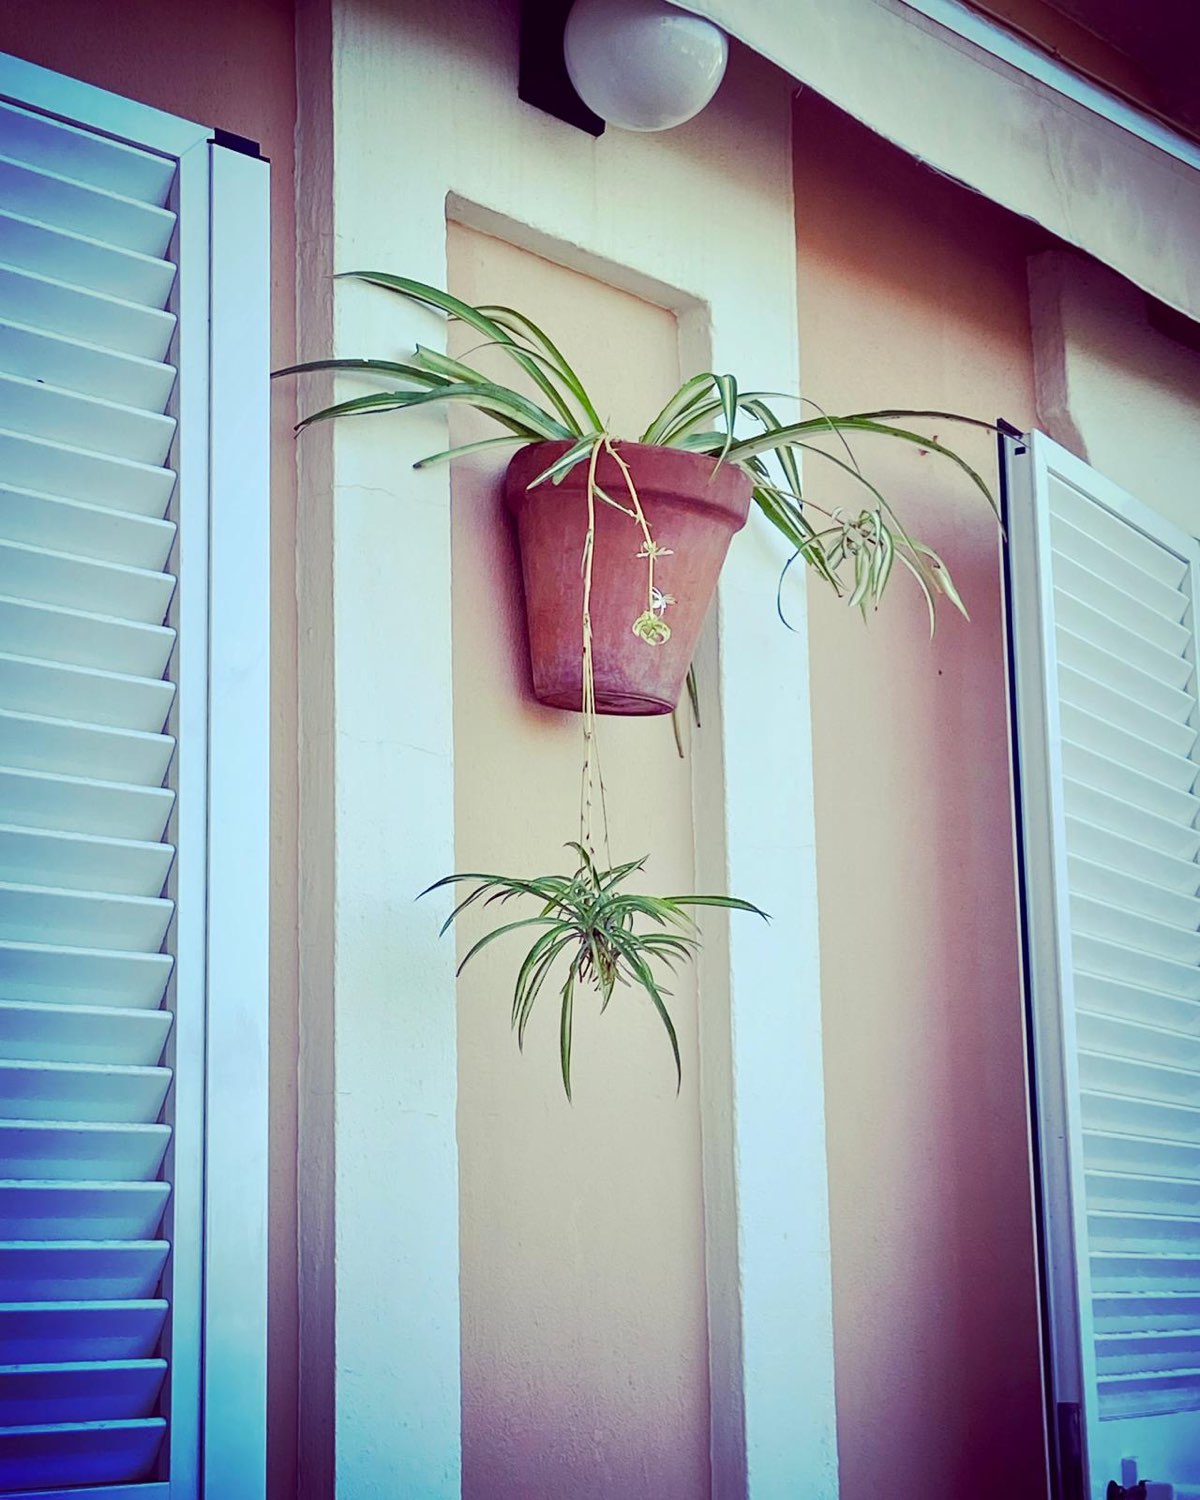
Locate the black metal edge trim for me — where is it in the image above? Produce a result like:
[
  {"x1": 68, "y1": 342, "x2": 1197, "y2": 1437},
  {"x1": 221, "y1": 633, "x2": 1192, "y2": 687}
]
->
[
  {"x1": 997, "y1": 421, "x2": 1077, "y2": 1500},
  {"x1": 211, "y1": 126, "x2": 267, "y2": 161}
]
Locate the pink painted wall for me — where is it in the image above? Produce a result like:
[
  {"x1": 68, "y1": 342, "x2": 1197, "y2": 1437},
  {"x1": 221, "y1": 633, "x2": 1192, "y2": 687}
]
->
[
  {"x1": 794, "y1": 94, "x2": 1050, "y2": 1499},
  {"x1": 0, "y1": 8, "x2": 301, "y2": 1496}
]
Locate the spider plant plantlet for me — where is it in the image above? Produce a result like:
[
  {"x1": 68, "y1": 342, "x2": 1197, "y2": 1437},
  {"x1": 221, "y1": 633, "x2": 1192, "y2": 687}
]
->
[{"x1": 422, "y1": 845, "x2": 767, "y2": 1100}]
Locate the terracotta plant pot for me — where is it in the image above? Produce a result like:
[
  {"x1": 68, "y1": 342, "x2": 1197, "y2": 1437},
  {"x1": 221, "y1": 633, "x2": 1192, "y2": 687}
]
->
[{"x1": 504, "y1": 440, "x2": 752, "y2": 715}]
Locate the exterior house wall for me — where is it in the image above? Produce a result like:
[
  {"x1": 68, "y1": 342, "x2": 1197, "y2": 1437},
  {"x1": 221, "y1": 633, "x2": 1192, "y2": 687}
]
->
[
  {"x1": 1030, "y1": 250, "x2": 1200, "y2": 531},
  {"x1": 797, "y1": 87, "x2": 1200, "y2": 1500},
  {"x1": 794, "y1": 93, "x2": 1049, "y2": 1500},
  {"x1": 6, "y1": 4, "x2": 1198, "y2": 1495},
  {"x1": 297, "y1": 2, "x2": 832, "y2": 1492},
  {"x1": 0, "y1": 7, "x2": 302, "y2": 1498}
]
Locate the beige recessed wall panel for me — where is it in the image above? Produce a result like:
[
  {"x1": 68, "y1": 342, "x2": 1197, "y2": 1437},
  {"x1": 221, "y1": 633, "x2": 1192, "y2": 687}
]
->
[
  {"x1": 448, "y1": 223, "x2": 711, "y2": 1500},
  {"x1": 794, "y1": 96, "x2": 1047, "y2": 1500}
]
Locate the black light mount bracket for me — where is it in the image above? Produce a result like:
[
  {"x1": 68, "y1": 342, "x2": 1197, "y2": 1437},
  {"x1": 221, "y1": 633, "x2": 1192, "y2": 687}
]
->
[{"x1": 519, "y1": 0, "x2": 605, "y2": 137}]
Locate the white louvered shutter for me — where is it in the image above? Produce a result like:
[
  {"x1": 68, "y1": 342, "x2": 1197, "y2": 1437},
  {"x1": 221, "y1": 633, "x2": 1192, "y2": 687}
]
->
[
  {"x1": 1007, "y1": 432, "x2": 1200, "y2": 1500},
  {"x1": 0, "y1": 57, "x2": 269, "y2": 1498}
]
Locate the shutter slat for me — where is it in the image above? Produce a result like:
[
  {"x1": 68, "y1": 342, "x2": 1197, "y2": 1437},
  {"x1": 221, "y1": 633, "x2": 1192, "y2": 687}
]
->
[
  {"x1": 1078, "y1": 1014, "x2": 1200, "y2": 1074},
  {"x1": 1093, "y1": 1253, "x2": 1200, "y2": 1293},
  {"x1": 1082, "y1": 1054, "x2": 1200, "y2": 1110},
  {"x1": 0, "y1": 426, "x2": 174, "y2": 515},
  {"x1": 1051, "y1": 512, "x2": 1190, "y2": 620},
  {"x1": 0, "y1": 1002, "x2": 171, "y2": 1067},
  {"x1": 1060, "y1": 665, "x2": 1197, "y2": 758},
  {"x1": 0, "y1": 1358, "x2": 167, "y2": 1424},
  {"x1": 1061, "y1": 703, "x2": 1198, "y2": 791},
  {"x1": 0, "y1": 485, "x2": 175, "y2": 572},
  {"x1": 0, "y1": 1125, "x2": 169, "y2": 1183},
  {"x1": 0, "y1": 596, "x2": 175, "y2": 675},
  {"x1": 1077, "y1": 973, "x2": 1200, "y2": 1036},
  {"x1": 1067, "y1": 816, "x2": 1200, "y2": 897},
  {"x1": 1049, "y1": 476, "x2": 1188, "y2": 588},
  {"x1": 1097, "y1": 1330, "x2": 1200, "y2": 1376},
  {"x1": 0, "y1": 213, "x2": 175, "y2": 307},
  {"x1": 0, "y1": 824, "x2": 174, "y2": 898},
  {"x1": 1085, "y1": 1131, "x2": 1200, "y2": 1183},
  {"x1": 1083, "y1": 1091, "x2": 1200, "y2": 1145},
  {"x1": 1073, "y1": 934, "x2": 1200, "y2": 1000},
  {"x1": 1057, "y1": 626, "x2": 1196, "y2": 722},
  {"x1": 0, "y1": 1242, "x2": 168, "y2": 1300},
  {"x1": 1089, "y1": 1210, "x2": 1200, "y2": 1252},
  {"x1": 1072, "y1": 897, "x2": 1200, "y2": 968},
  {"x1": 0, "y1": 1299, "x2": 167, "y2": 1362},
  {"x1": 0, "y1": 102, "x2": 174, "y2": 207},
  {"x1": 1070, "y1": 856, "x2": 1200, "y2": 931},
  {"x1": 0, "y1": 540, "x2": 175, "y2": 623},
  {"x1": 1097, "y1": 1370, "x2": 1200, "y2": 1419},
  {"x1": 1054, "y1": 557, "x2": 1191, "y2": 658},
  {"x1": 0, "y1": 767, "x2": 173, "y2": 843},
  {"x1": 0, "y1": 265, "x2": 175, "y2": 363},
  {"x1": 1066, "y1": 791, "x2": 1200, "y2": 865},
  {"x1": 0, "y1": 1416, "x2": 166, "y2": 1491},
  {"x1": 0, "y1": 1186, "x2": 168, "y2": 1240},
  {"x1": 1094, "y1": 1293, "x2": 1200, "y2": 1333},
  {"x1": 0, "y1": 319, "x2": 175, "y2": 411},
  {"x1": 0, "y1": 944, "x2": 171, "y2": 1010},
  {"x1": 0, "y1": 655, "x2": 174, "y2": 734},
  {"x1": 0, "y1": 1061, "x2": 170, "y2": 1125},
  {"x1": 0, "y1": 155, "x2": 174, "y2": 258},
  {"x1": 1086, "y1": 1169, "x2": 1200, "y2": 1216},
  {"x1": 1064, "y1": 741, "x2": 1200, "y2": 828},
  {"x1": 0, "y1": 883, "x2": 172, "y2": 953},
  {"x1": 0, "y1": 373, "x2": 175, "y2": 466},
  {"x1": 0, "y1": 711, "x2": 173, "y2": 786},
  {"x1": 1054, "y1": 590, "x2": 1194, "y2": 690}
]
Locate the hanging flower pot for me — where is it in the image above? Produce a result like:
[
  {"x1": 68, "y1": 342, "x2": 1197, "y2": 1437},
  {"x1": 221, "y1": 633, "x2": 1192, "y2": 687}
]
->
[{"x1": 504, "y1": 440, "x2": 752, "y2": 715}]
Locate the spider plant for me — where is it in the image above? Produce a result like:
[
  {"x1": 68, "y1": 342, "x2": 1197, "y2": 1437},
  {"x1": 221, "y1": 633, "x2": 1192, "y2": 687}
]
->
[
  {"x1": 275, "y1": 271, "x2": 998, "y2": 631},
  {"x1": 277, "y1": 274, "x2": 997, "y2": 1097},
  {"x1": 422, "y1": 844, "x2": 766, "y2": 1099}
]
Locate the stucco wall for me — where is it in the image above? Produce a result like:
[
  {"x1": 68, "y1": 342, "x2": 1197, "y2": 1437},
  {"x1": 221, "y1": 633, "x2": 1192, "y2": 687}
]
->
[
  {"x1": 0, "y1": 8, "x2": 301, "y2": 1497},
  {"x1": 1031, "y1": 250, "x2": 1200, "y2": 534},
  {"x1": 296, "y1": 1, "x2": 827, "y2": 1492},
  {"x1": 794, "y1": 94, "x2": 1049, "y2": 1500}
]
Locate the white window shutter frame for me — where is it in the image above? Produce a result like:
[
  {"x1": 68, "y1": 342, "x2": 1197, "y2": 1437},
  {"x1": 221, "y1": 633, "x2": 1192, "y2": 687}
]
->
[
  {"x1": 201, "y1": 138, "x2": 271, "y2": 1500},
  {"x1": 0, "y1": 52, "x2": 269, "y2": 1498},
  {"x1": 1006, "y1": 430, "x2": 1200, "y2": 1499}
]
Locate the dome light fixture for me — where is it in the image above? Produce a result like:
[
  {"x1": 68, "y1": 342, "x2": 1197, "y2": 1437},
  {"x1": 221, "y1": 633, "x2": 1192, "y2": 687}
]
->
[{"x1": 563, "y1": 0, "x2": 729, "y2": 133}]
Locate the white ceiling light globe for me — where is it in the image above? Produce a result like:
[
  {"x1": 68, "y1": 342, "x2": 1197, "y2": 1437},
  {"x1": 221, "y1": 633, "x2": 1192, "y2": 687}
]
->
[{"x1": 564, "y1": 0, "x2": 729, "y2": 132}]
